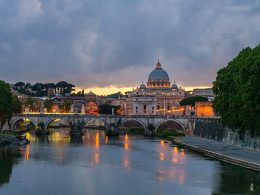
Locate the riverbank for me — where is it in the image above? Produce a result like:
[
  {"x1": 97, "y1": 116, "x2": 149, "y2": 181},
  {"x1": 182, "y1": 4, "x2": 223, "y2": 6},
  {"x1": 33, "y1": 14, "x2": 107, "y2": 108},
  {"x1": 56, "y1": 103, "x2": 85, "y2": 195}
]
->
[{"x1": 172, "y1": 135, "x2": 260, "y2": 172}]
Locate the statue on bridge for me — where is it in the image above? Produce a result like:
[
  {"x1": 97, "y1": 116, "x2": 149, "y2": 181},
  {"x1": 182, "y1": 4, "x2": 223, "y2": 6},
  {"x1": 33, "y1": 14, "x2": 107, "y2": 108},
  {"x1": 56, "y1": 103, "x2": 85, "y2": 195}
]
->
[{"x1": 67, "y1": 117, "x2": 86, "y2": 136}]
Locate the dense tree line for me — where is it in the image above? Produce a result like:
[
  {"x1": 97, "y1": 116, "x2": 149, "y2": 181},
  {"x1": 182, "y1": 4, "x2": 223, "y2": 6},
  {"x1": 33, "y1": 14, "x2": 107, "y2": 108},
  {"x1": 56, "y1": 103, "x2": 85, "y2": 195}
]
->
[
  {"x1": 0, "y1": 81, "x2": 22, "y2": 131},
  {"x1": 99, "y1": 104, "x2": 122, "y2": 115},
  {"x1": 14, "y1": 81, "x2": 75, "y2": 97},
  {"x1": 179, "y1": 96, "x2": 208, "y2": 107},
  {"x1": 213, "y1": 44, "x2": 260, "y2": 137}
]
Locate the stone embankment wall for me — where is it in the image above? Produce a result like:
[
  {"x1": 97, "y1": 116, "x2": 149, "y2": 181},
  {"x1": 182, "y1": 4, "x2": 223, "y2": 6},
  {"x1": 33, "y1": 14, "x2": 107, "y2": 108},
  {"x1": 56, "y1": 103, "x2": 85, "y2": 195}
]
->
[
  {"x1": 193, "y1": 118, "x2": 225, "y2": 141},
  {"x1": 193, "y1": 118, "x2": 260, "y2": 151}
]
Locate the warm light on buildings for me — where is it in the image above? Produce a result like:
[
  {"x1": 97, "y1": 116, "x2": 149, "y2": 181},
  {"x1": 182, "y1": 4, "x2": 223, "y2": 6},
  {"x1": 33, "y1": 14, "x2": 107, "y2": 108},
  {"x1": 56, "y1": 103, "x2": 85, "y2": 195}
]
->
[{"x1": 195, "y1": 101, "x2": 215, "y2": 117}]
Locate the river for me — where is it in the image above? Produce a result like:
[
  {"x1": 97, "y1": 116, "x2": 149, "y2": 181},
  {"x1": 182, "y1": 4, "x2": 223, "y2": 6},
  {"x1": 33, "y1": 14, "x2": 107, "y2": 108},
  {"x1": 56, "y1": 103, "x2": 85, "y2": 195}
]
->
[{"x1": 0, "y1": 129, "x2": 259, "y2": 195}]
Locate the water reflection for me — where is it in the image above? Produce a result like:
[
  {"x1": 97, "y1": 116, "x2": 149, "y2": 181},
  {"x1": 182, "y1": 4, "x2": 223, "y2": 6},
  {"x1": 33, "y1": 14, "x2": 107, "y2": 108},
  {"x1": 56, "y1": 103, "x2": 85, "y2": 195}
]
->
[
  {"x1": 124, "y1": 134, "x2": 129, "y2": 151},
  {"x1": 0, "y1": 130, "x2": 260, "y2": 195},
  {"x1": 24, "y1": 145, "x2": 30, "y2": 161},
  {"x1": 0, "y1": 148, "x2": 21, "y2": 187}
]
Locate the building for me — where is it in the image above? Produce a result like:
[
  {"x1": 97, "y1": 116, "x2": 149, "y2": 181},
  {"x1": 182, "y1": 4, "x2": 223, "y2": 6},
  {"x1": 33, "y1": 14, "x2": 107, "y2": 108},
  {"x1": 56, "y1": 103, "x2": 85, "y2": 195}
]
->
[
  {"x1": 192, "y1": 88, "x2": 215, "y2": 101},
  {"x1": 85, "y1": 101, "x2": 99, "y2": 115},
  {"x1": 85, "y1": 91, "x2": 97, "y2": 102},
  {"x1": 195, "y1": 101, "x2": 215, "y2": 117},
  {"x1": 125, "y1": 60, "x2": 185, "y2": 115}
]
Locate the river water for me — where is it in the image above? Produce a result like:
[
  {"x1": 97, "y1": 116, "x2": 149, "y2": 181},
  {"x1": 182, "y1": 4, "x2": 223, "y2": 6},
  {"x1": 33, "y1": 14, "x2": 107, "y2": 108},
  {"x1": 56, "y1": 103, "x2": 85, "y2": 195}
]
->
[{"x1": 0, "y1": 129, "x2": 259, "y2": 195}]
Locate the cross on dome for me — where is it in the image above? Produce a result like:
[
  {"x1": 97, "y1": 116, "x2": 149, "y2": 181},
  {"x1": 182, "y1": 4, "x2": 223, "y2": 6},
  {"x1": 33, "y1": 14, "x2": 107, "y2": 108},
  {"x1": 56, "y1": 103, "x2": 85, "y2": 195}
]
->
[{"x1": 156, "y1": 59, "x2": 162, "y2": 69}]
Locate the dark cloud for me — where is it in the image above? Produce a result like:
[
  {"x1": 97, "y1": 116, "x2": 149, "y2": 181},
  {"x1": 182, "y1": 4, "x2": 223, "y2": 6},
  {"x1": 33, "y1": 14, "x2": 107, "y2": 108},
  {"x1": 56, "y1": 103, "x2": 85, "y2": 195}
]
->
[{"x1": 0, "y1": 0, "x2": 259, "y2": 88}]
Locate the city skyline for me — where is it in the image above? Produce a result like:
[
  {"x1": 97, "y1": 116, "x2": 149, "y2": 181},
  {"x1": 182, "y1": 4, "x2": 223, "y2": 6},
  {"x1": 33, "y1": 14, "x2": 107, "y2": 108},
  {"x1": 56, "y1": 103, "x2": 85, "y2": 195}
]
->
[{"x1": 1, "y1": 0, "x2": 260, "y2": 94}]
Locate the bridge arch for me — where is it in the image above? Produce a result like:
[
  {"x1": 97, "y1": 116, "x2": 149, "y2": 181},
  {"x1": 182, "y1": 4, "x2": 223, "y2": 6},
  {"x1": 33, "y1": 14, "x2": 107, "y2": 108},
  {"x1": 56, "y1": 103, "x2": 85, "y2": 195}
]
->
[
  {"x1": 45, "y1": 118, "x2": 70, "y2": 130},
  {"x1": 12, "y1": 117, "x2": 37, "y2": 130},
  {"x1": 155, "y1": 119, "x2": 185, "y2": 133},
  {"x1": 120, "y1": 118, "x2": 147, "y2": 132},
  {"x1": 84, "y1": 118, "x2": 108, "y2": 129}
]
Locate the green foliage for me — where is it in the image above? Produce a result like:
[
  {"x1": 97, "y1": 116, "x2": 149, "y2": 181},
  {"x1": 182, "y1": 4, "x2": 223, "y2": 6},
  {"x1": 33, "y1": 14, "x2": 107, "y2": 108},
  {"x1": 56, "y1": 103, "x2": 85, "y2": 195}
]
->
[
  {"x1": 58, "y1": 99, "x2": 72, "y2": 113},
  {"x1": 106, "y1": 92, "x2": 123, "y2": 99},
  {"x1": 14, "y1": 82, "x2": 25, "y2": 87},
  {"x1": 13, "y1": 81, "x2": 75, "y2": 97},
  {"x1": 157, "y1": 130, "x2": 185, "y2": 138},
  {"x1": 129, "y1": 127, "x2": 145, "y2": 134},
  {"x1": 179, "y1": 96, "x2": 208, "y2": 107},
  {"x1": 44, "y1": 99, "x2": 53, "y2": 112},
  {"x1": 99, "y1": 104, "x2": 121, "y2": 115},
  {"x1": 25, "y1": 97, "x2": 35, "y2": 110},
  {"x1": 213, "y1": 44, "x2": 260, "y2": 137},
  {"x1": 0, "y1": 81, "x2": 22, "y2": 130}
]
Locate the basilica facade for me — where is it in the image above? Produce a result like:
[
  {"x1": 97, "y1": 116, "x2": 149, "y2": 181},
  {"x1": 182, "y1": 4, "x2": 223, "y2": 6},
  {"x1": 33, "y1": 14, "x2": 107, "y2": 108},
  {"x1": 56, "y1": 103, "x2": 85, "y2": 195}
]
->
[{"x1": 125, "y1": 60, "x2": 185, "y2": 115}]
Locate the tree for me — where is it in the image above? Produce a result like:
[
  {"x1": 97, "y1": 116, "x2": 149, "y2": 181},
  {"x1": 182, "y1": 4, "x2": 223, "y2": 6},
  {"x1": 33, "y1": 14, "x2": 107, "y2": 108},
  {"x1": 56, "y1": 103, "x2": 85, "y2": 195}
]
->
[
  {"x1": 213, "y1": 44, "x2": 260, "y2": 137},
  {"x1": 58, "y1": 99, "x2": 72, "y2": 113},
  {"x1": 179, "y1": 96, "x2": 208, "y2": 107},
  {"x1": 99, "y1": 104, "x2": 121, "y2": 115},
  {"x1": 25, "y1": 97, "x2": 35, "y2": 111},
  {"x1": 14, "y1": 82, "x2": 25, "y2": 87},
  {"x1": 0, "y1": 81, "x2": 22, "y2": 130},
  {"x1": 44, "y1": 99, "x2": 53, "y2": 112}
]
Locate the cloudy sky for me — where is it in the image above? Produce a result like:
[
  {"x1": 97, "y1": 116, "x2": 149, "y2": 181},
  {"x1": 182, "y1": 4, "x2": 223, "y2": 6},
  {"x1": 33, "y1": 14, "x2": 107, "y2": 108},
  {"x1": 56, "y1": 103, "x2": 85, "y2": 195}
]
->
[{"x1": 0, "y1": 0, "x2": 259, "y2": 94}]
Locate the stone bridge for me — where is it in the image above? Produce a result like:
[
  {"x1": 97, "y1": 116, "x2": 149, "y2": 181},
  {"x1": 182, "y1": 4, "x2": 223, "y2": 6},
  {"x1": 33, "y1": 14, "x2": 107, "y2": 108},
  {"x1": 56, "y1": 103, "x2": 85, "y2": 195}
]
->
[
  {"x1": 2, "y1": 113, "x2": 200, "y2": 134},
  {"x1": 3, "y1": 114, "x2": 220, "y2": 134}
]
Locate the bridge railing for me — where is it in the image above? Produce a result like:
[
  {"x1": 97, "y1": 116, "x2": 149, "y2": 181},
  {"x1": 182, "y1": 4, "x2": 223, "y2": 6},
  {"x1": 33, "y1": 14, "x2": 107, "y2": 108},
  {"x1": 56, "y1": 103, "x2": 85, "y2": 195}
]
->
[{"x1": 15, "y1": 112, "x2": 220, "y2": 120}]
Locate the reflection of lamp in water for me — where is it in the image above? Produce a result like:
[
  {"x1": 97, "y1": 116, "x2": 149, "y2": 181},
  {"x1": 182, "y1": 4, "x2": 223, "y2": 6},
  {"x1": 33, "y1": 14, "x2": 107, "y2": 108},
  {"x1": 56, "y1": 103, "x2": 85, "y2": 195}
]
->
[
  {"x1": 123, "y1": 156, "x2": 130, "y2": 169},
  {"x1": 173, "y1": 147, "x2": 178, "y2": 153},
  {"x1": 94, "y1": 152, "x2": 99, "y2": 164},
  {"x1": 159, "y1": 152, "x2": 165, "y2": 161},
  {"x1": 25, "y1": 145, "x2": 30, "y2": 161},
  {"x1": 124, "y1": 134, "x2": 129, "y2": 150},
  {"x1": 95, "y1": 133, "x2": 99, "y2": 147},
  {"x1": 180, "y1": 149, "x2": 185, "y2": 157},
  {"x1": 160, "y1": 140, "x2": 165, "y2": 146}
]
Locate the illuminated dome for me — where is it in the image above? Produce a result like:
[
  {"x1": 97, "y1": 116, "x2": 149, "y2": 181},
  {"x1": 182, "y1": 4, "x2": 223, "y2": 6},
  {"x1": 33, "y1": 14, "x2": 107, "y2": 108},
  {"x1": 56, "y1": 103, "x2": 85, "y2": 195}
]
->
[{"x1": 147, "y1": 60, "x2": 171, "y2": 88}]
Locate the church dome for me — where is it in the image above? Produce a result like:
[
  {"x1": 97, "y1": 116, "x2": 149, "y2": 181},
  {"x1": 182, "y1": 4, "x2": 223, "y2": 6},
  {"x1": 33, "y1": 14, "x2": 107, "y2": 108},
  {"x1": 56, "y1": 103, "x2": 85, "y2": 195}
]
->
[
  {"x1": 171, "y1": 82, "x2": 178, "y2": 90},
  {"x1": 147, "y1": 60, "x2": 171, "y2": 88},
  {"x1": 140, "y1": 83, "x2": 146, "y2": 89},
  {"x1": 148, "y1": 60, "x2": 169, "y2": 82}
]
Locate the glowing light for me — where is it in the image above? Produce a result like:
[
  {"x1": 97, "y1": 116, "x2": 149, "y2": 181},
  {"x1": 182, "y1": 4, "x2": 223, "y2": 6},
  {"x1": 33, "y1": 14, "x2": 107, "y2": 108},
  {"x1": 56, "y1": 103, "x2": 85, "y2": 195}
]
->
[
  {"x1": 123, "y1": 157, "x2": 130, "y2": 169},
  {"x1": 94, "y1": 152, "x2": 99, "y2": 164},
  {"x1": 160, "y1": 140, "x2": 165, "y2": 146},
  {"x1": 124, "y1": 143, "x2": 129, "y2": 150},
  {"x1": 172, "y1": 157, "x2": 178, "y2": 163},
  {"x1": 105, "y1": 136, "x2": 108, "y2": 144},
  {"x1": 173, "y1": 147, "x2": 178, "y2": 153},
  {"x1": 159, "y1": 152, "x2": 165, "y2": 161},
  {"x1": 180, "y1": 149, "x2": 185, "y2": 157},
  {"x1": 125, "y1": 134, "x2": 128, "y2": 141},
  {"x1": 95, "y1": 133, "x2": 99, "y2": 147},
  {"x1": 25, "y1": 145, "x2": 30, "y2": 161}
]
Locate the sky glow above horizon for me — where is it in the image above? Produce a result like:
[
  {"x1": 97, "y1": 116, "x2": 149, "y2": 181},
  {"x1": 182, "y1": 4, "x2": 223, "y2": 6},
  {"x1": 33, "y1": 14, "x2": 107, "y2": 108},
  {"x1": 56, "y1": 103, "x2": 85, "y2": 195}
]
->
[{"x1": 0, "y1": 0, "x2": 260, "y2": 95}]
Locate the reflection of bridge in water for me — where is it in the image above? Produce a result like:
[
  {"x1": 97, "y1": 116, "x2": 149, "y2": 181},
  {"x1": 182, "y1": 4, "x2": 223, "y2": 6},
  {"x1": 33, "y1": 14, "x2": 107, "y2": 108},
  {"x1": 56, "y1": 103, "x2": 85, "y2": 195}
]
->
[{"x1": 3, "y1": 113, "x2": 219, "y2": 134}]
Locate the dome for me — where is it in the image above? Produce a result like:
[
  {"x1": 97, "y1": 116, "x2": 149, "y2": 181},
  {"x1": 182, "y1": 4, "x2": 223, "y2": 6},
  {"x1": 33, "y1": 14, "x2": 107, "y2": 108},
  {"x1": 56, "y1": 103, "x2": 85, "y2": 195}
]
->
[
  {"x1": 140, "y1": 83, "x2": 146, "y2": 89},
  {"x1": 171, "y1": 82, "x2": 178, "y2": 90},
  {"x1": 148, "y1": 60, "x2": 169, "y2": 82}
]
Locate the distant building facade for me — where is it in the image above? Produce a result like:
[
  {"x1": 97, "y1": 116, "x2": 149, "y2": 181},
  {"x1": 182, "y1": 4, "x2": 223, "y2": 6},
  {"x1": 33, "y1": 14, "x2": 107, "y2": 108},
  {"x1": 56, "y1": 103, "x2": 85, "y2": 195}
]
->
[
  {"x1": 192, "y1": 88, "x2": 215, "y2": 101},
  {"x1": 125, "y1": 60, "x2": 185, "y2": 115}
]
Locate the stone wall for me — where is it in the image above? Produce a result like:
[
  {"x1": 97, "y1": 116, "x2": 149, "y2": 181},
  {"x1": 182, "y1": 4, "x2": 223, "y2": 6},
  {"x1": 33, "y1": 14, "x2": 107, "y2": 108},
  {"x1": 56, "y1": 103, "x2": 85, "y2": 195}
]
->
[
  {"x1": 193, "y1": 118, "x2": 260, "y2": 151},
  {"x1": 193, "y1": 118, "x2": 225, "y2": 141}
]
